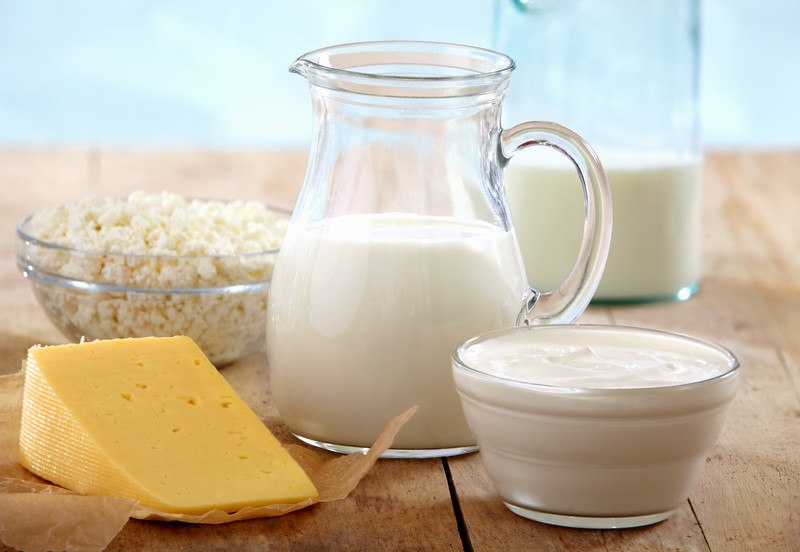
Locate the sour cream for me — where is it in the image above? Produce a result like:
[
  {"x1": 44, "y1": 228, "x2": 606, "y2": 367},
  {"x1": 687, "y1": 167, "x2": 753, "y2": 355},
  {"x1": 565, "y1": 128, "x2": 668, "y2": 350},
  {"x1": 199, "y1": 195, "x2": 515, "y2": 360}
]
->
[
  {"x1": 457, "y1": 327, "x2": 731, "y2": 389},
  {"x1": 452, "y1": 325, "x2": 739, "y2": 529}
]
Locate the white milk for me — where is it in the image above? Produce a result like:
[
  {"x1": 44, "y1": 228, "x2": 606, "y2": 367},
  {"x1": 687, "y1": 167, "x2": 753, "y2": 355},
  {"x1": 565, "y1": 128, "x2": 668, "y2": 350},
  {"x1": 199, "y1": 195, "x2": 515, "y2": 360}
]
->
[
  {"x1": 267, "y1": 213, "x2": 526, "y2": 451},
  {"x1": 504, "y1": 154, "x2": 701, "y2": 301},
  {"x1": 453, "y1": 326, "x2": 739, "y2": 525}
]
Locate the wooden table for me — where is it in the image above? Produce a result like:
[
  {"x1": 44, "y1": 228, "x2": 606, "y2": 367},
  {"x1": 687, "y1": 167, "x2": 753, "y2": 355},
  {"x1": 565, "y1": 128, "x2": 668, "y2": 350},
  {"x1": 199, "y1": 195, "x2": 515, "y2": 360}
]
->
[{"x1": 0, "y1": 149, "x2": 798, "y2": 551}]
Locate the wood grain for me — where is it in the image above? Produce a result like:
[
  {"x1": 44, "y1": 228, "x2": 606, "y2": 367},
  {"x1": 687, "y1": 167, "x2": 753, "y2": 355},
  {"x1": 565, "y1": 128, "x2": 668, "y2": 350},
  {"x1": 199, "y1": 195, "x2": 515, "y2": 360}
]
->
[{"x1": 1, "y1": 149, "x2": 797, "y2": 551}]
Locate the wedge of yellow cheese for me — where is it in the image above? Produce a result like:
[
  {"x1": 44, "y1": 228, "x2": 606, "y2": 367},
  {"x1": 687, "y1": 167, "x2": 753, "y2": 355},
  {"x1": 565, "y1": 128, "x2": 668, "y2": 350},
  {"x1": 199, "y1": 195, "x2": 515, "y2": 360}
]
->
[{"x1": 19, "y1": 336, "x2": 318, "y2": 514}]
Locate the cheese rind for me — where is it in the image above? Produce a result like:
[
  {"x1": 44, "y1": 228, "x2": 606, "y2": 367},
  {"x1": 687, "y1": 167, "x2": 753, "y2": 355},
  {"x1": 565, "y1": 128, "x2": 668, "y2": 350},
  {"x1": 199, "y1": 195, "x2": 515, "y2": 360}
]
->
[{"x1": 19, "y1": 336, "x2": 318, "y2": 514}]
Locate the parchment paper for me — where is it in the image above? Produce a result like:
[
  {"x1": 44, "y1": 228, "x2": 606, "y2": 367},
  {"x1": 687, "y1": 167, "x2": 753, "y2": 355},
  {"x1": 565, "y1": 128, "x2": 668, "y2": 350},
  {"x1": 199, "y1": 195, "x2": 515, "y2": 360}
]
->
[{"x1": 0, "y1": 370, "x2": 417, "y2": 551}]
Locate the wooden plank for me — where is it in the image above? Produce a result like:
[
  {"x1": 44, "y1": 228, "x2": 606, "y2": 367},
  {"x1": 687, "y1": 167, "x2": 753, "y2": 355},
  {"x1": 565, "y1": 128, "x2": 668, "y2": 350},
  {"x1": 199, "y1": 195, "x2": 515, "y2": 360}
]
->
[
  {"x1": 691, "y1": 347, "x2": 800, "y2": 552},
  {"x1": 93, "y1": 148, "x2": 308, "y2": 210},
  {"x1": 0, "y1": 147, "x2": 93, "y2": 207}
]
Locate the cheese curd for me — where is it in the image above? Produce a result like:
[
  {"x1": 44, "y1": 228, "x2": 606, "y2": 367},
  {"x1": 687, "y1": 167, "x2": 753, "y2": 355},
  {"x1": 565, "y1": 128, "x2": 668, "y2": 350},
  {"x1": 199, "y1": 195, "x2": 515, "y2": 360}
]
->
[{"x1": 21, "y1": 192, "x2": 288, "y2": 365}]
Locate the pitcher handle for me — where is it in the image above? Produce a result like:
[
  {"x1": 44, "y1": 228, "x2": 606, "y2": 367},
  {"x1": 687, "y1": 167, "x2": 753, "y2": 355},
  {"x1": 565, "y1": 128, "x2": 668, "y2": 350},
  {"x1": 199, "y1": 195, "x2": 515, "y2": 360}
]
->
[{"x1": 500, "y1": 121, "x2": 612, "y2": 325}]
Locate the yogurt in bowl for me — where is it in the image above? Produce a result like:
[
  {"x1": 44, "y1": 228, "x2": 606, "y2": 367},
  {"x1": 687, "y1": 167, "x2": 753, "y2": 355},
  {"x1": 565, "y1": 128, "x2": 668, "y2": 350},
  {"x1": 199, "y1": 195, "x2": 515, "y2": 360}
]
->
[{"x1": 451, "y1": 324, "x2": 739, "y2": 529}]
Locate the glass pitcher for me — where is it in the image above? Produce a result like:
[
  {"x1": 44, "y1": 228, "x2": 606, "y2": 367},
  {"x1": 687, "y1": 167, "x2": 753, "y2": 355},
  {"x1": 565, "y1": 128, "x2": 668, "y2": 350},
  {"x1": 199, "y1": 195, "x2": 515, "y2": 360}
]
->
[
  {"x1": 494, "y1": 0, "x2": 701, "y2": 302},
  {"x1": 267, "y1": 41, "x2": 612, "y2": 458}
]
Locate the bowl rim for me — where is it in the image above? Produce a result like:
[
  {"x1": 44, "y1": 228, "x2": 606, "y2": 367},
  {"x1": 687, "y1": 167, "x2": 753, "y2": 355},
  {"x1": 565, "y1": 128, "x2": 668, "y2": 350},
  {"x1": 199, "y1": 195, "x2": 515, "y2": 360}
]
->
[
  {"x1": 18, "y1": 265, "x2": 272, "y2": 294},
  {"x1": 15, "y1": 202, "x2": 291, "y2": 261},
  {"x1": 452, "y1": 324, "x2": 740, "y2": 394},
  {"x1": 16, "y1": 200, "x2": 290, "y2": 293}
]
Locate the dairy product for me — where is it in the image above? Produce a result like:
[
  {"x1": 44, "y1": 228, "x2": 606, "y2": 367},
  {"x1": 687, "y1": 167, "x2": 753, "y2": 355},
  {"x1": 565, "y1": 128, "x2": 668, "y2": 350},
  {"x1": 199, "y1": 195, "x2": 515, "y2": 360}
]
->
[
  {"x1": 25, "y1": 191, "x2": 287, "y2": 281},
  {"x1": 452, "y1": 325, "x2": 738, "y2": 527},
  {"x1": 504, "y1": 155, "x2": 701, "y2": 301},
  {"x1": 267, "y1": 213, "x2": 526, "y2": 452},
  {"x1": 20, "y1": 336, "x2": 318, "y2": 514},
  {"x1": 21, "y1": 192, "x2": 288, "y2": 365},
  {"x1": 458, "y1": 329, "x2": 729, "y2": 389}
]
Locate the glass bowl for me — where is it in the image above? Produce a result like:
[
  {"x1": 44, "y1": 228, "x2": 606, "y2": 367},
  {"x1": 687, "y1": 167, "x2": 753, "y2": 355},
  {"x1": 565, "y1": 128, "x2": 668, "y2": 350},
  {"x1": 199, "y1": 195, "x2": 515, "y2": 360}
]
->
[{"x1": 16, "y1": 206, "x2": 290, "y2": 366}]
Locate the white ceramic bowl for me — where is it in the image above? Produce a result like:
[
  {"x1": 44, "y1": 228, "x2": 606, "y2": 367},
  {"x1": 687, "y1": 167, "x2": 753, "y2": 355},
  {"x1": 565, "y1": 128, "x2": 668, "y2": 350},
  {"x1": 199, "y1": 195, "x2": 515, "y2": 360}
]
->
[
  {"x1": 452, "y1": 324, "x2": 739, "y2": 529},
  {"x1": 16, "y1": 206, "x2": 289, "y2": 366}
]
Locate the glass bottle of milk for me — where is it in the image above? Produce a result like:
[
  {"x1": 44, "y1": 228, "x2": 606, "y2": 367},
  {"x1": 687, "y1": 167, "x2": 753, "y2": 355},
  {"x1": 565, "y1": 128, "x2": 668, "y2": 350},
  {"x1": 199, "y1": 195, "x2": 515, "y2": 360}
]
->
[{"x1": 494, "y1": 0, "x2": 701, "y2": 302}]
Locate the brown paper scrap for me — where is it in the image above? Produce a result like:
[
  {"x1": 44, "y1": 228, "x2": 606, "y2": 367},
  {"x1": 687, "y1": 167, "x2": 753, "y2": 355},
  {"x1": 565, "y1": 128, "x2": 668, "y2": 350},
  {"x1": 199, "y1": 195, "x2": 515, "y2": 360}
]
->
[
  {"x1": 0, "y1": 370, "x2": 417, "y2": 551},
  {"x1": 0, "y1": 493, "x2": 136, "y2": 552}
]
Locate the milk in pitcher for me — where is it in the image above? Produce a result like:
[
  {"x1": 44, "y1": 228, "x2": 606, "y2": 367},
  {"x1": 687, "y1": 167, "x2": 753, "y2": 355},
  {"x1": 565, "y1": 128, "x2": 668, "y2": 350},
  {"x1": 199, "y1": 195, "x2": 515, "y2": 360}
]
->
[
  {"x1": 277, "y1": 41, "x2": 612, "y2": 457},
  {"x1": 267, "y1": 213, "x2": 527, "y2": 452}
]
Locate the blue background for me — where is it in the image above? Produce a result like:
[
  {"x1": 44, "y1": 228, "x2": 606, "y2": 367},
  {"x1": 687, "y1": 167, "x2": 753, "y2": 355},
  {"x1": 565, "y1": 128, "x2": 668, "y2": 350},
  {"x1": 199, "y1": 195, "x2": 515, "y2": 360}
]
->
[{"x1": 1, "y1": 0, "x2": 797, "y2": 148}]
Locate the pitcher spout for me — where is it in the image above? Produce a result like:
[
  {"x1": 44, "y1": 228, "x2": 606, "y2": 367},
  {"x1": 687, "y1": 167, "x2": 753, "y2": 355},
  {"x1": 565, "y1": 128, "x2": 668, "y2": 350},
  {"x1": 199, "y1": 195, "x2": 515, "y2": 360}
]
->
[{"x1": 289, "y1": 58, "x2": 311, "y2": 78}]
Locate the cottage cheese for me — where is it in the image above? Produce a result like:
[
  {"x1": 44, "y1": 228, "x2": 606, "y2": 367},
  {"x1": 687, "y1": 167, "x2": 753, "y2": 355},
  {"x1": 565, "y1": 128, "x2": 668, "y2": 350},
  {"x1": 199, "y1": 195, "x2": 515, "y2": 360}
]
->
[{"x1": 22, "y1": 192, "x2": 289, "y2": 365}]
